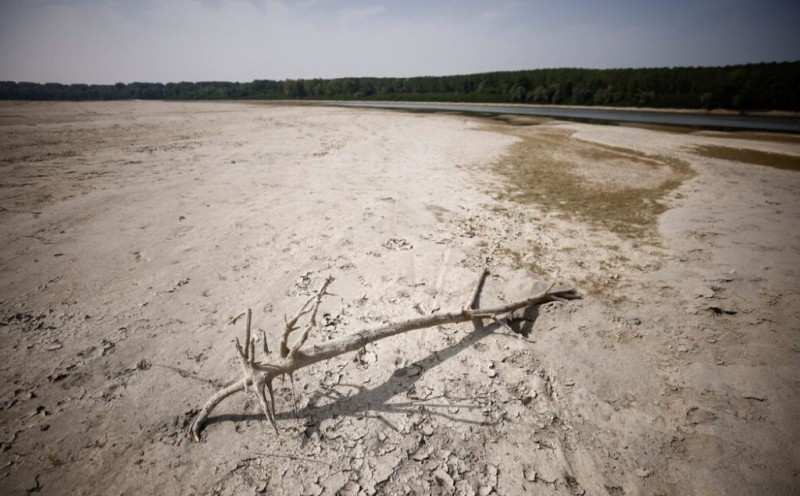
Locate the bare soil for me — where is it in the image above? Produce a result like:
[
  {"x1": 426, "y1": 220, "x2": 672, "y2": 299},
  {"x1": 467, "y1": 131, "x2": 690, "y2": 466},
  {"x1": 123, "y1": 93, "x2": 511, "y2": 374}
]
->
[{"x1": 1, "y1": 101, "x2": 798, "y2": 495}]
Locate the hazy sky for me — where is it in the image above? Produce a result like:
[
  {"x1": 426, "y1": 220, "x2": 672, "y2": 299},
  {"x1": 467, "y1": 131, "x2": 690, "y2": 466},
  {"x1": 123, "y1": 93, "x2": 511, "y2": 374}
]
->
[{"x1": 1, "y1": 0, "x2": 798, "y2": 84}]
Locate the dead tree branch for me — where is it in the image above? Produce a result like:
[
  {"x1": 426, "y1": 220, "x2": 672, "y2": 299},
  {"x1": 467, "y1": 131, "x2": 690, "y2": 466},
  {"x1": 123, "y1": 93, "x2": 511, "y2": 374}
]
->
[{"x1": 189, "y1": 270, "x2": 579, "y2": 441}]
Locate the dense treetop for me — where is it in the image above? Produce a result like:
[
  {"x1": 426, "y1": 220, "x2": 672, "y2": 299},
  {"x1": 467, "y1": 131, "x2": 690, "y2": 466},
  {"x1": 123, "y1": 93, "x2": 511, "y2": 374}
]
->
[{"x1": 1, "y1": 62, "x2": 798, "y2": 111}]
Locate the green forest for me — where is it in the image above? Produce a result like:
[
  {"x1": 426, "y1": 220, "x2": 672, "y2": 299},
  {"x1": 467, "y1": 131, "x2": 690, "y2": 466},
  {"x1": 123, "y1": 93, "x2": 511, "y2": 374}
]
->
[{"x1": 1, "y1": 61, "x2": 798, "y2": 111}]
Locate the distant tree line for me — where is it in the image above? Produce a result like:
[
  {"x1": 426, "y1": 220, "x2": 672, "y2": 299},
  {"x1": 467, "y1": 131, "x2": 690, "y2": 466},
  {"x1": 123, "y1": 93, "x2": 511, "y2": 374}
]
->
[{"x1": 1, "y1": 62, "x2": 798, "y2": 111}]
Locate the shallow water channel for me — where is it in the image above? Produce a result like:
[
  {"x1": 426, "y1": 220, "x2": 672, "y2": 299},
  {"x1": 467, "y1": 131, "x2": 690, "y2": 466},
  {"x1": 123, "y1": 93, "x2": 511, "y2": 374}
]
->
[{"x1": 335, "y1": 101, "x2": 800, "y2": 133}]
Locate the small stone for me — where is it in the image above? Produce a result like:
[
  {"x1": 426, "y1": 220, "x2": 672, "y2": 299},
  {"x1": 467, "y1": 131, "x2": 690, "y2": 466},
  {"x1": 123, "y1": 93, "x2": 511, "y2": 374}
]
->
[
  {"x1": 412, "y1": 445, "x2": 434, "y2": 461},
  {"x1": 352, "y1": 426, "x2": 368, "y2": 440},
  {"x1": 478, "y1": 485, "x2": 492, "y2": 496},
  {"x1": 456, "y1": 480, "x2": 476, "y2": 496},
  {"x1": 320, "y1": 419, "x2": 341, "y2": 440},
  {"x1": 432, "y1": 468, "x2": 455, "y2": 493},
  {"x1": 635, "y1": 467, "x2": 651, "y2": 478},
  {"x1": 101, "y1": 339, "x2": 115, "y2": 356},
  {"x1": 303, "y1": 482, "x2": 323, "y2": 496},
  {"x1": 339, "y1": 481, "x2": 360, "y2": 496},
  {"x1": 407, "y1": 385, "x2": 432, "y2": 400},
  {"x1": 487, "y1": 369, "x2": 497, "y2": 379},
  {"x1": 536, "y1": 467, "x2": 558, "y2": 484},
  {"x1": 523, "y1": 467, "x2": 537, "y2": 482}
]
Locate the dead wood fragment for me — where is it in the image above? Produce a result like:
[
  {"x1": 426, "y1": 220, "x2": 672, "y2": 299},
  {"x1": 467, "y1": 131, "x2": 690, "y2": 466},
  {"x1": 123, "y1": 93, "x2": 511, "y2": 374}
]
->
[{"x1": 189, "y1": 270, "x2": 579, "y2": 441}]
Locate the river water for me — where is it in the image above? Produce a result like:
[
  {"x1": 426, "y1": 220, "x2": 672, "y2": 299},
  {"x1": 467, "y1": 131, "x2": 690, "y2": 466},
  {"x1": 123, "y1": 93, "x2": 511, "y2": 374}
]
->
[{"x1": 334, "y1": 101, "x2": 800, "y2": 133}]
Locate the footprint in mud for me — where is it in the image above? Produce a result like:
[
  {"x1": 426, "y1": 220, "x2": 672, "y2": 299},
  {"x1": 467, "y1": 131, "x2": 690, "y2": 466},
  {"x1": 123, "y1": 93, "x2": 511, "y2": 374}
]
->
[
  {"x1": 383, "y1": 238, "x2": 413, "y2": 251},
  {"x1": 131, "y1": 250, "x2": 152, "y2": 263},
  {"x1": 686, "y1": 406, "x2": 717, "y2": 425}
]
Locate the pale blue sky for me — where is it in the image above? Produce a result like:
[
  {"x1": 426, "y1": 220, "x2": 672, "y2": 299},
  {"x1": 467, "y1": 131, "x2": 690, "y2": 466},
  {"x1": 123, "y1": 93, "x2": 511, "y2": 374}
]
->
[{"x1": 1, "y1": 0, "x2": 798, "y2": 83}]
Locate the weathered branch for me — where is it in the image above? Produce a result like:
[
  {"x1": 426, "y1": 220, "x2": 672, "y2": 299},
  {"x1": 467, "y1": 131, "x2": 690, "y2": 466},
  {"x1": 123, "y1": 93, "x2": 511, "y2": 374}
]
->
[
  {"x1": 188, "y1": 271, "x2": 579, "y2": 441},
  {"x1": 279, "y1": 277, "x2": 332, "y2": 358},
  {"x1": 464, "y1": 268, "x2": 488, "y2": 311}
]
